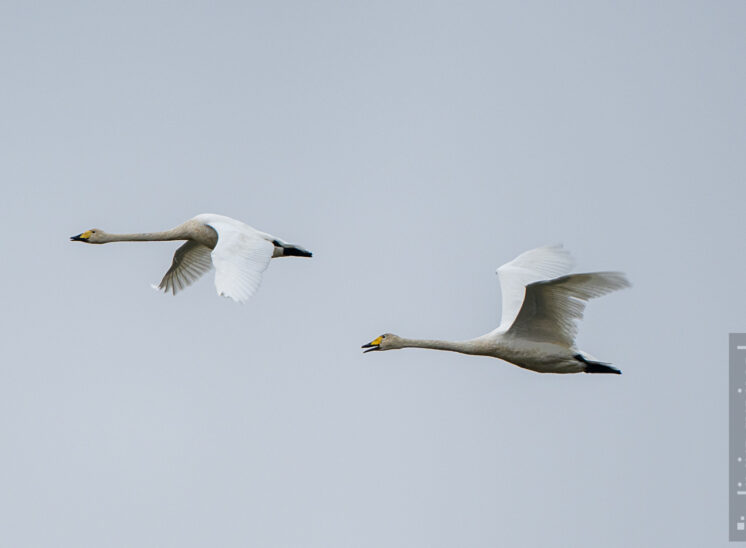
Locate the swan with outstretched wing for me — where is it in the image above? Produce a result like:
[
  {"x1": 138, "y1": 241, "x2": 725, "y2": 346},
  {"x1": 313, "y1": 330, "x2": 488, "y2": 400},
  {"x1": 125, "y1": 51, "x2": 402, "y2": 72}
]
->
[
  {"x1": 71, "y1": 213, "x2": 311, "y2": 303},
  {"x1": 363, "y1": 245, "x2": 629, "y2": 374}
]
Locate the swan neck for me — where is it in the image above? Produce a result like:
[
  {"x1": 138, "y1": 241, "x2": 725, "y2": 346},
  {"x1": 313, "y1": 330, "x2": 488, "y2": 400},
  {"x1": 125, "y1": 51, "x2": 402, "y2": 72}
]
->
[
  {"x1": 398, "y1": 338, "x2": 476, "y2": 354},
  {"x1": 101, "y1": 227, "x2": 186, "y2": 243}
]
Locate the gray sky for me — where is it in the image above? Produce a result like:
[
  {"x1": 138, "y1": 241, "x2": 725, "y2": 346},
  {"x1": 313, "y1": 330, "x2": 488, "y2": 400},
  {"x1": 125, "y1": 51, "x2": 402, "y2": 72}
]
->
[{"x1": 1, "y1": 1, "x2": 744, "y2": 546}]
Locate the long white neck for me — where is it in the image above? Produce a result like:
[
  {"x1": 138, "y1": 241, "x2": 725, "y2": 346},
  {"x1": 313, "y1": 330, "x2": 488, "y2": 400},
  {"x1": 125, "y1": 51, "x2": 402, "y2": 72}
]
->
[
  {"x1": 100, "y1": 227, "x2": 187, "y2": 243},
  {"x1": 396, "y1": 337, "x2": 484, "y2": 356}
]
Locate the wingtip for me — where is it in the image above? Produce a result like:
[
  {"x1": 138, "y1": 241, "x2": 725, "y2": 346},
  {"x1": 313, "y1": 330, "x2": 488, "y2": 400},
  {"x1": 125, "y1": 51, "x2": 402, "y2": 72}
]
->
[
  {"x1": 603, "y1": 271, "x2": 632, "y2": 290},
  {"x1": 152, "y1": 283, "x2": 181, "y2": 296},
  {"x1": 497, "y1": 243, "x2": 576, "y2": 275},
  {"x1": 218, "y1": 290, "x2": 247, "y2": 304}
]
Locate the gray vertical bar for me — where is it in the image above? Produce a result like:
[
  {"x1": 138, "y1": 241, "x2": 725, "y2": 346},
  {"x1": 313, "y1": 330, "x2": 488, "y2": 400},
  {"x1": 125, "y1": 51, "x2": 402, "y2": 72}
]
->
[{"x1": 730, "y1": 334, "x2": 746, "y2": 541}]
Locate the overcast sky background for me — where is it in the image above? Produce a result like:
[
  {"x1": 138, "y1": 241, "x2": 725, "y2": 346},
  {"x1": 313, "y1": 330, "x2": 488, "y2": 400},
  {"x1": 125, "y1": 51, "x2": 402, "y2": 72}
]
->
[{"x1": 1, "y1": 1, "x2": 744, "y2": 546}]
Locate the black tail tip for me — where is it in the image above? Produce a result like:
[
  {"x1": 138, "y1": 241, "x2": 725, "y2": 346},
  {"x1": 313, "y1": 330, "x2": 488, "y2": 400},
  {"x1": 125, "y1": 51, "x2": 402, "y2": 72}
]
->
[{"x1": 574, "y1": 354, "x2": 621, "y2": 375}]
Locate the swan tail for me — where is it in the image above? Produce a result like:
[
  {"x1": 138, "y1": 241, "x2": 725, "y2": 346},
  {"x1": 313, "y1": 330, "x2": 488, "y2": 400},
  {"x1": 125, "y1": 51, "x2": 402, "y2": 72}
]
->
[{"x1": 574, "y1": 354, "x2": 621, "y2": 375}]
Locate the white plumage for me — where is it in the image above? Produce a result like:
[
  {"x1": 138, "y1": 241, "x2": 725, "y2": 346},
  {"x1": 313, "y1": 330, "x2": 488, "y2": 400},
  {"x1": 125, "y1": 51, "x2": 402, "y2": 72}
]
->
[
  {"x1": 71, "y1": 213, "x2": 312, "y2": 303},
  {"x1": 363, "y1": 245, "x2": 630, "y2": 374},
  {"x1": 494, "y1": 245, "x2": 576, "y2": 333},
  {"x1": 195, "y1": 215, "x2": 277, "y2": 302}
]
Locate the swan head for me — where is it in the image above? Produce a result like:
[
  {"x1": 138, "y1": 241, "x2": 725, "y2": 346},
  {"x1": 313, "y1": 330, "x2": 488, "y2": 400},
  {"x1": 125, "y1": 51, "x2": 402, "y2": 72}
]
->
[
  {"x1": 362, "y1": 333, "x2": 402, "y2": 353},
  {"x1": 70, "y1": 229, "x2": 105, "y2": 244}
]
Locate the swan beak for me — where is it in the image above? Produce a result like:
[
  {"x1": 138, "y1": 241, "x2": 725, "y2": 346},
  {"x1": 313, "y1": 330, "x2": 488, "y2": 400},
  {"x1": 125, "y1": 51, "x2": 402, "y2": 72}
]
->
[
  {"x1": 362, "y1": 336, "x2": 383, "y2": 353},
  {"x1": 70, "y1": 231, "x2": 91, "y2": 242}
]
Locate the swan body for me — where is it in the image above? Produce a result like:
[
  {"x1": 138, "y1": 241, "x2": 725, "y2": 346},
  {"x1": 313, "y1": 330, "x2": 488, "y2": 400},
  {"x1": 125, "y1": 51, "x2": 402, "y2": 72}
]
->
[
  {"x1": 71, "y1": 214, "x2": 311, "y2": 303},
  {"x1": 362, "y1": 245, "x2": 630, "y2": 374}
]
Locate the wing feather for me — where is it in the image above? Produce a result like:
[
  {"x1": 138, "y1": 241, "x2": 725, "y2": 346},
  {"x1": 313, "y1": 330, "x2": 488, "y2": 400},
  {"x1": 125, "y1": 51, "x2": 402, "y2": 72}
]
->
[
  {"x1": 207, "y1": 220, "x2": 274, "y2": 303},
  {"x1": 156, "y1": 241, "x2": 213, "y2": 295},
  {"x1": 496, "y1": 245, "x2": 575, "y2": 331},
  {"x1": 505, "y1": 272, "x2": 630, "y2": 346}
]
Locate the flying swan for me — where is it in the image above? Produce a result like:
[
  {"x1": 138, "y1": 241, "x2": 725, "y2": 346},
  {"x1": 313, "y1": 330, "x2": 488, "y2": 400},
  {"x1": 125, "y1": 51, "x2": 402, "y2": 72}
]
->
[
  {"x1": 71, "y1": 213, "x2": 312, "y2": 303},
  {"x1": 362, "y1": 245, "x2": 629, "y2": 374}
]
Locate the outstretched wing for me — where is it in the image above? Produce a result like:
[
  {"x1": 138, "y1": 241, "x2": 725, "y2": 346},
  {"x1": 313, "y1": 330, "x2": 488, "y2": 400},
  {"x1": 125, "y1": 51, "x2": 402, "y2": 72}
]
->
[
  {"x1": 155, "y1": 241, "x2": 213, "y2": 295},
  {"x1": 505, "y1": 272, "x2": 630, "y2": 346},
  {"x1": 207, "y1": 220, "x2": 275, "y2": 303},
  {"x1": 495, "y1": 245, "x2": 575, "y2": 331}
]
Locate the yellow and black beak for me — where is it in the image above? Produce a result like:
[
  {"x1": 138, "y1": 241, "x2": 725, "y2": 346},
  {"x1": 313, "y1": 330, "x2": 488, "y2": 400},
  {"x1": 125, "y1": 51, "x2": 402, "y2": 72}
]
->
[
  {"x1": 70, "y1": 230, "x2": 92, "y2": 242},
  {"x1": 362, "y1": 336, "x2": 383, "y2": 353}
]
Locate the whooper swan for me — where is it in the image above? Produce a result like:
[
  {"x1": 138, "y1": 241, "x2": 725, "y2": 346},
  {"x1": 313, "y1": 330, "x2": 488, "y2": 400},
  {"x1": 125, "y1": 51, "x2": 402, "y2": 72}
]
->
[
  {"x1": 362, "y1": 245, "x2": 629, "y2": 374},
  {"x1": 71, "y1": 213, "x2": 311, "y2": 303}
]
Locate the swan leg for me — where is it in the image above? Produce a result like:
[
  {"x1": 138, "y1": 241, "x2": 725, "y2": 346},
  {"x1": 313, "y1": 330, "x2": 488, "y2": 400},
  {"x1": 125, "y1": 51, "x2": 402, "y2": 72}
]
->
[
  {"x1": 272, "y1": 240, "x2": 313, "y2": 258},
  {"x1": 574, "y1": 354, "x2": 621, "y2": 375}
]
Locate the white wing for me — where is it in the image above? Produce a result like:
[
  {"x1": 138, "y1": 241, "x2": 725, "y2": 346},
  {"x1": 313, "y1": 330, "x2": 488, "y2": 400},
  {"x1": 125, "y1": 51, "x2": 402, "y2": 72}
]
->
[
  {"x1": 495, "y1": 245, "x2": 575, "y2": 331},
  {"x1": 505, "y1": 272, "x2": 631, "y2": 346},
  {"x1": 206, "y1": 219, "x2": 275, "y2": 303},
  {"x1": 155, "y1": 241, "x2": 213, "y2": 295}
]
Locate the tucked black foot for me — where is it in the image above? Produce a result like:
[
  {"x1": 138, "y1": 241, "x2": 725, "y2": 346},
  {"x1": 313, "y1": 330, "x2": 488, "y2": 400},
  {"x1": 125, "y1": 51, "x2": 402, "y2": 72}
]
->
[
  {"x1": 574, "y1": 354, "x2": 621, "y2": 375},
  {"x1": 273, "y1": 240, "x2": 313, "y2": 257},
  {"x1": 282, "y1": 247, "x2": 312, "y2": 257}
]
